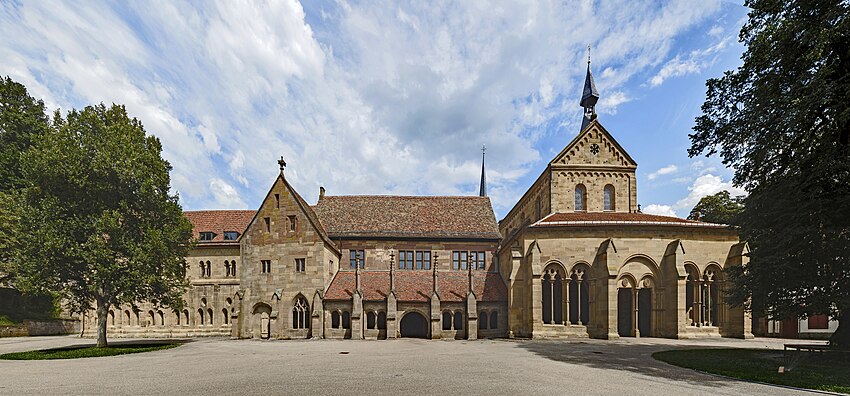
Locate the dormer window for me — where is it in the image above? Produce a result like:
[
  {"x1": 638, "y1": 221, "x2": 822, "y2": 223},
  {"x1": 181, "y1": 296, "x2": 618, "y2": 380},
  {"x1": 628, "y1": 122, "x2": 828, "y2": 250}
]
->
[
  {"x1": 199, "y1": 232, "x2": 215, "y2": 241},
  {"x1": 223, "y1": 231, "x2": 239, "y2": 241}
]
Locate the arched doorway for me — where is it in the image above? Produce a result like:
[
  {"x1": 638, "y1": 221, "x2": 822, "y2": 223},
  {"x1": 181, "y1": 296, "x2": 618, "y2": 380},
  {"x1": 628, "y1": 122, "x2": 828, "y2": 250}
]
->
[
  {"x1": 252, "y1": 303, "x2": 272, "y2": 339},
  {"x1": 399, "y1": 312, "x2": 428, "y2": 338},
  {"x1": 617, "y1": 286, "x2": 633, "y2": 337},
  {"x1": 638, "y1": 288, "x2": 652, "y2": 336}
]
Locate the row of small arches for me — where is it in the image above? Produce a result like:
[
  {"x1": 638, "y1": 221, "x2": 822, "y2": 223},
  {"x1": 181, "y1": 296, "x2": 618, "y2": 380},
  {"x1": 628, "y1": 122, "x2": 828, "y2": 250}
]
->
[
  {"x1": 198, "y1": 260, "x2": 238, "y2": 278},
  {"x1": 106, "y1": 307, "x2": 231, "y2": 327}
]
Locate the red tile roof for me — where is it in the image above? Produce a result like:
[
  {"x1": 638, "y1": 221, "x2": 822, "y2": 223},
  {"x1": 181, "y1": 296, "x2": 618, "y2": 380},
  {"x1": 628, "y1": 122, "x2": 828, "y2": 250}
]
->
[
  {"x1": 314, "y1": 196, "x2": 501, "y2": 239},
  {"x1": 324, "y1": 270, "x2": 507, "y2": 302},
  {"x1": 533, "y1": 212, "x2": 729, "y2": 228},
  {"x1": 184, "y1": 210, "x2": 255, "y2": 244}
]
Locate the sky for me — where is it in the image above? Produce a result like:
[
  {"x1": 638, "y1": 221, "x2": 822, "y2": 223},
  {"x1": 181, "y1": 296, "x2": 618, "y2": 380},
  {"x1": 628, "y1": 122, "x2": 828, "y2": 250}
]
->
[{"x1": 0, "y1": 0, "x2": 749, "y2": 219}]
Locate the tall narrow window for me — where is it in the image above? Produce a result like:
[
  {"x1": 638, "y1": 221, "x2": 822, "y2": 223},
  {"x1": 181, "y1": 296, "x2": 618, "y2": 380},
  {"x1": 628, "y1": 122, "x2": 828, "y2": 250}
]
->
[
  {"x1": 453, "y1": 311, "x2": 464, "y2": 331},
  {"x1": 205, "y1": 261, "x2": 211, "y2": 277},
  {"x1": 295, "y1": 258, "x2": 305, "y2": 272},
  {"x1": 292, "y1": 296, "x2": 309, "y2": 329},
  {"x1": 342, "y1": 311, "x2": 351, "y2": 329},
  {"x1": 475, "y1": 252, "x2": 486, "y2": 270},
  {"x1": 460, "y1": 251, "x2": 469, "y2": 270},
  {"x1": 288, "y1": 215, "x2": 297, "y2": 232},
  {"x1": 422, "y1": 251, "x2": 431, "y2": 270},
  {"x1": 575, "y1": 185, "x2": 587, "y2": 211},
  {"x1": 231, "y1": 260, "x2": 237, "y2": 276},
  {"x1": 452, "y1": 251, "x2": 460, "y2": 270},
  {"x1": 331, "y1": 311, "x2": 341, "y2": 328},
  {"x1": 263, "y1": 217, "x2": 271, "y2": 232},
  {"x1": 603, "y1": 185, "x2": 615, "y2": 211},
  {"x1": 274, "y1": 193, "x2": 280, "y2": 208},
  {"x1": 225, "y1": 260, "x2": 231, "y2": 277},
  {"x1": 349, "y1": 250, "x2": 364, "y2": 269},
  {"x1": 261, "y1": 260, "x2": 271, "y2": 274}
]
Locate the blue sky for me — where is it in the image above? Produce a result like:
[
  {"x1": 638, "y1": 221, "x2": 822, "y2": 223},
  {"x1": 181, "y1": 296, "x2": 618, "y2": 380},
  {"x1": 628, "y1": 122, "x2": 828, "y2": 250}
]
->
[{"x1": 0, "y1": 0, "x2": 748, "y2": 219}]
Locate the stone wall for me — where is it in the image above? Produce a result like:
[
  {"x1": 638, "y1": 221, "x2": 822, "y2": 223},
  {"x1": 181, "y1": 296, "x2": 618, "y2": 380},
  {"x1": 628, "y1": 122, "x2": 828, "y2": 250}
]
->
[{"x1": 0, "y1": 319, "x2": 80, "y2": 338}]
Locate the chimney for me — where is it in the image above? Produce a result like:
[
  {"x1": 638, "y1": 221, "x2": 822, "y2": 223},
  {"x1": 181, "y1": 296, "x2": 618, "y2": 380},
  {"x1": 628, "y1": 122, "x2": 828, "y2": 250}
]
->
[{"x1": 319, "y1": 186, "x2": 325, "y2": 200}]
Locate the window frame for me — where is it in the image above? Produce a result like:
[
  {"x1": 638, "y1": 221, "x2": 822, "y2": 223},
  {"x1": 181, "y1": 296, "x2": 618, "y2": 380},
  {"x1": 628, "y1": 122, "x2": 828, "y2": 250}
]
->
[
  {"x1": 223, "y1": 231, "x2": 239, "y2": 241},
  {"x1": 199, "y1": 232, "x2": 215, "y2": 241},
  {"x1": 349, "y1": 250, "x2": 365, "y2": 269}
]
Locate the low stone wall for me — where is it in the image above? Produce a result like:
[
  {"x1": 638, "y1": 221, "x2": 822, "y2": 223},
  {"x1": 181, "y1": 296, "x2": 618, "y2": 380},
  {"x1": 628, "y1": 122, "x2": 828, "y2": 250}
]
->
[{"x1": 0, "y1": 319, "x2": 80, "y2": 337}]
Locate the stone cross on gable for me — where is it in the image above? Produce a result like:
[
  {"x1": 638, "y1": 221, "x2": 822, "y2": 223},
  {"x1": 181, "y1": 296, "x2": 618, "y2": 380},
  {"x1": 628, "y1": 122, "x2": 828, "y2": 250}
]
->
[{"x1": 278, "y1": 156, "x2": 287, "y2": 172}]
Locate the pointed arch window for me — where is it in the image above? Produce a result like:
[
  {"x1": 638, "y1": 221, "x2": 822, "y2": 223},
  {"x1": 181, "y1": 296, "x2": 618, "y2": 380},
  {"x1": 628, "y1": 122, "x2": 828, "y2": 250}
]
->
[
  {"x1": 603, "y1": 185, "x2": 615, "y2": 211},
  {"x1": 575, "y1": 185, "x2": 587, "y2": 211},
  {"x1": 292, "y1": 296, "x2": 309, "y2": 329}
]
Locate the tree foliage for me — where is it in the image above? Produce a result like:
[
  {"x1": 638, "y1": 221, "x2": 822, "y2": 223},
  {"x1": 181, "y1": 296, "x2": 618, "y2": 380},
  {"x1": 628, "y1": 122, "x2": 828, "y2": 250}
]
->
[
  {"x1": 687, "y1": 190, "x2": 744, "y2": 225},
  {"x1": 6, "y1": 102, "x2": 194, "y2": 347},
  {"x1": 689, "y1": 0, "x2": 850, "y2": 347}
]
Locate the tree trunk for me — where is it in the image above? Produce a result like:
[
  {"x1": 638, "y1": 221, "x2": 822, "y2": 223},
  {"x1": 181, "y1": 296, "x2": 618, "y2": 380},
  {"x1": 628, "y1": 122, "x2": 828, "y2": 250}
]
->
[
  {"x1": 95, "y1": 300, "x2": 109, "y2": 348},
  {"x1": 829, "y1": 306, "x2": 849, "y2": 350}
]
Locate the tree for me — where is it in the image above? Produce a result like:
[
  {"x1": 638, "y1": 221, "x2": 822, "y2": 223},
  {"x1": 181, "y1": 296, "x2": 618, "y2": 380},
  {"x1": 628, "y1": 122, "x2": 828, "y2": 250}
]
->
[
  {"x1": 8, "y1": 103, "x2": 194, "y2": 347},
  {"x1": 687, "y1": 190, "x2": 744, "y2": 225},
  {"x1": 0, "y1": 77, "x2": 49, "y2": 191},
  {"x1": 689, "y1": 0, "x2": 850, "y2": 348}
]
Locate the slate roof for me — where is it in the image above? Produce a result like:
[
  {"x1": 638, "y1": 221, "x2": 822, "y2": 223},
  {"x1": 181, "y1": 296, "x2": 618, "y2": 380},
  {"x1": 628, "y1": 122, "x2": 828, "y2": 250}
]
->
[
  {"x1": 324, "y1": 270, "x2": 508, "y2": 302},
  {"x1": 532, "y1": 212, "x2": 729, "y2": 228},
  {"x1": 314, "y1": 196, "x2": 501, "y2": 239},
  {"x1": 184, "y1": 210, "x2": 255, "y2": 244}
]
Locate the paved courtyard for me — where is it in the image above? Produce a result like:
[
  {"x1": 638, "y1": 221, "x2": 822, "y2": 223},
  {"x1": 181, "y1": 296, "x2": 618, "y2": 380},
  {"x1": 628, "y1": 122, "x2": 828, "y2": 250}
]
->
[{"x1": 0, "y1": 336, "x2": 826, "y2": 395}]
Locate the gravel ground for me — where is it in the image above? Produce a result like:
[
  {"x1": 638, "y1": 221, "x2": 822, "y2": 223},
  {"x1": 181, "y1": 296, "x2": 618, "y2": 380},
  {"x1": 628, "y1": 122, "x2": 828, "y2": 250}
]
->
[{"x1": 0, "y1": 335, "x2": 827, "y2": 395}]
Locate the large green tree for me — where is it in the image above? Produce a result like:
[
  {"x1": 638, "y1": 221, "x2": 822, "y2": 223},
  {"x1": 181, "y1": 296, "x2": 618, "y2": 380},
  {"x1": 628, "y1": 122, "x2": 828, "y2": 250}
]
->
[
  {"x1": 689, "y1": 0, "x2": 850, "y2": 347},
  {"x1": 8, "y1": 103, "x2": 194, "y2": 347},
  {"x1": 687, "y1": 190, "x2": 744, "y2": 225}
]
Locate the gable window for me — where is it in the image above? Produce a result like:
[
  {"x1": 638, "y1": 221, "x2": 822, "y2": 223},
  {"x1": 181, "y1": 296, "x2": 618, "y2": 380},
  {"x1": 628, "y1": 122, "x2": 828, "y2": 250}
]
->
[
  {"x1": 223, "y1": 231, "x2": 239, "y2": 241},
  {"x1": 603, "y1": 185, "x2": 615, "y2": 211},
  {"x1": 295, "y1": 258, "x2": 306, "y2": 272},
  {"x1": 199, "y1": 232, "x2": 215, "y2": 241},
  {"x1": 263, "y1": 217, "x2": 271, "y2": 232},
  {"x1": 274, "y1": 193, "x2": 280, "y2": 208},
  {"x1": 261, "y1": 260, "x2": 271, "y2": 274},
  {"x1": 575, "y1": 184, "x2": 587, "y2": 211},
  {"x1": 288, "y1": 215, "x2": 297, "y2": 232},
  {"x1": 349, "y1": 250, "x2": 365, "y2": 269}
]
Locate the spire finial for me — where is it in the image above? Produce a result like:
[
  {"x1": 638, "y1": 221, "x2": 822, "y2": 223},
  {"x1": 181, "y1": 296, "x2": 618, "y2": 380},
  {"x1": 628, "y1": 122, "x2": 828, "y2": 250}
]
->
[
  {"x1": 580, "y1": 47, "x2": 600, "y2": 132},
  {"x1": 479, "y1": 145, "x2": 487, "y2": 197},
  {"x1": 278, "y1": 156, "x2": 287, "y2": 172},
  {"x1": 587, "y1": 45, "x2": 591, "y2": 65}
]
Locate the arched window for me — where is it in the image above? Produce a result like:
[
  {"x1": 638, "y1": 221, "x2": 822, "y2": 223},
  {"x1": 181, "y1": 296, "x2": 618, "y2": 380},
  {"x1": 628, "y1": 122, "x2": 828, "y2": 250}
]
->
[
  {"x1": 157, "y1": 310, "x2": 164, "y2": 326},
  {"x1": 569, "y1": 266, "x2": 590, "y2": 325},
  {"x1": 367, "y1": 311, "x2": 376, "y2": 329},
  {"x1": 542, "y1": 265, "x2": 564, "y2": 324},
  {"x1": 292, "y1": 296, "x2": 309, "y2": 329},
  {"x1": 108, "y1": 310, "x2": 115, "y2": 326},
  {"x1": 331, "y1": 311, "x2": 341, "y2": 329},
  {"x1": 442, "y1": 311, "x2": 452, "y2": 330},
  {"x1": 199, "y1": 261, "x2": 205, "y2": 277},
  {"x1": 231, "y1": 260, "x2": 237, "y2": 276},
  {"x1": 377, "y1": 311, "x2": 387, "y2": 330},
  {"x1": 124, "y1": 310, "x2": 131, "y2": 326},
  {"x1": 198, "y1": 308, "x2": 205, "y2": 325},
  {"x1": 182, "y1": 309, "x2": 189, "y2": 326},
  {"x1": 479, "y1": 312, "x2": 488, "y2": 330},
  {"x1": 603, "y1": 185, "x2": 615, "y2": 211},
  {"x1": 175, "y1": 311, "x2": 181, "y2": 326},
  {"x1": 225, "y1": 260, "x2": 231, "y2": 277},
  {"x1": 222, "y1": 308, "x2": 229, "y2": 325},
  {"x1": 575, "y1": 185, "x2": 587, "y2": 211},
  {"x1": 453, "y1": 311, "x2": 464, "y2": 331},
  {"x1": 490, "y1": 311, "x2": 498, "y2": 329},
  {"x1": 205, "y1": 261, "x2": 211, "y2": 277},
  {"x1": 207, "y1": 308, "x2": 214, "y2": 325},
  {"x1": 342, "y1": 311, "x2": 351, "y2": 329}
]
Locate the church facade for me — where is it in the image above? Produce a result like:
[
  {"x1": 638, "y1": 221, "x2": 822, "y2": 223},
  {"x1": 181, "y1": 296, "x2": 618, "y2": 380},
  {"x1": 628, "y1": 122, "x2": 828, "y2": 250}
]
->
[{"x1": 84, "y1": 62, "x2": 752, "y2": 340}]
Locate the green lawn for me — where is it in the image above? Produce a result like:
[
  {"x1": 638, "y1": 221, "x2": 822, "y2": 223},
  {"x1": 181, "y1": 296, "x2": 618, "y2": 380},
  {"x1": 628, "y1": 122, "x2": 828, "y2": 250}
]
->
[
  {"x1": 653, "y1": 348, "x2": 850, "y2": 394},
  {"x1": 0, "y1": 343, "x2": 182, "y2": 360}
]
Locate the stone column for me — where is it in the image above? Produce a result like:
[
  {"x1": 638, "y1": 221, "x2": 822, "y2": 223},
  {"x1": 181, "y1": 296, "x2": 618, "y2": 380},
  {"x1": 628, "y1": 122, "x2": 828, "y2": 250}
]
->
[
  {"x1": 633, "y1": 288, "x2": 640, "y2": 338},
  {"x1": 577, "y1": 279, "x2": 584, "y2": 326},
  {"x1": 564, "y1": 277, "x2": 571, "y2": 326}
]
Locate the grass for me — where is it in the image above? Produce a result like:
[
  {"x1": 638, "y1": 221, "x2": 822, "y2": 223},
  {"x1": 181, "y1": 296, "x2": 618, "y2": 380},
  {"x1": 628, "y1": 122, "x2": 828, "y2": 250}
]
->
[
  {"x1": 653, "y1": 348, "x2": 850, "y2": 394},
  {"x1": 0, "y1": 315, "x2": 19, "y2": 326},
  {"x1": 0, "y1": 342, "x2": 182, "y2": 360}
]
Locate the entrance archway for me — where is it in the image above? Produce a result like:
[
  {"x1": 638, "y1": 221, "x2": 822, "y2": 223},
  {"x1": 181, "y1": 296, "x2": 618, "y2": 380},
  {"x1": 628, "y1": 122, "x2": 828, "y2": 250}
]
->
[
  {"x1": 399, "y1": 312, "x2": 428, "y2": 338},
  {"x1": 638, "y1": 288, "x2": 652, "y2": 336},
  {"x1": 252, "y1": 303, "x2": 272, "y2": 339}
]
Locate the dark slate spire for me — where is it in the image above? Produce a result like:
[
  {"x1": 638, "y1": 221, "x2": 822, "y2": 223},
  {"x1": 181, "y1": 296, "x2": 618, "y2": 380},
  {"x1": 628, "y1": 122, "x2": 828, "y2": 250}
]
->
[
  {"x1": 479, "y1": 145, "x2": 487, "y2": 197},
  {"x1": 580, "y1": 46, "x2": 599, "y2": 132}
]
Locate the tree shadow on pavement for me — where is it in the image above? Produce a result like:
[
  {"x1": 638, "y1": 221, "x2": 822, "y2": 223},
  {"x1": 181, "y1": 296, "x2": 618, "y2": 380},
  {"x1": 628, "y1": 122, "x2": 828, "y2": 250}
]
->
[{"x1": 515, "y1": 340, "x2": 743, "y2": 388}]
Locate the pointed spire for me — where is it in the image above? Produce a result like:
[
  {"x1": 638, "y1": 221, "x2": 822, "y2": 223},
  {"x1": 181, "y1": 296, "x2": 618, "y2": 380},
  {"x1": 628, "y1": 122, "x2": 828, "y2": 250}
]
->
[
  {"x1": 580, "y1": 45, "x2": 600, "y2": 132},
  {"x1": 479, "y1": 145, "x2": 487, "y2": 197}
]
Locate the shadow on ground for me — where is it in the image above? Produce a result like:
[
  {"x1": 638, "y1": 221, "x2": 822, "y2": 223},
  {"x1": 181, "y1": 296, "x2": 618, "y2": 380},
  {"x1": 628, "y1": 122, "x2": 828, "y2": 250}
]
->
[{"x1": 515, "y1": 339, "x2": 743, "y2": 388}]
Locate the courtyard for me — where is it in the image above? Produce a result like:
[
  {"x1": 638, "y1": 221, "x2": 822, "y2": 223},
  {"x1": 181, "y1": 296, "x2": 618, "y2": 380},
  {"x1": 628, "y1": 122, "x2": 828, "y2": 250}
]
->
[{"x1": 0, "y1": 336, "x2": 826, "y2": 395}]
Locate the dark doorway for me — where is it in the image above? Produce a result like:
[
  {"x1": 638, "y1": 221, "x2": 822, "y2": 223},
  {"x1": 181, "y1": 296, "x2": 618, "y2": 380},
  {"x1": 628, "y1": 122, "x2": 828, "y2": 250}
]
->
[
  {"x1": 638, "y1": 288, "x2": 652, "y2": 337},
  {"x1": 617, "y1": 288, "x2": 633, "y2": 337},
  {"x1": 780, "y1": 317, "x2": 799, "y2": 339},
  {"x1": 400, "y1": 312, "x2": 429, "y2": 338}
]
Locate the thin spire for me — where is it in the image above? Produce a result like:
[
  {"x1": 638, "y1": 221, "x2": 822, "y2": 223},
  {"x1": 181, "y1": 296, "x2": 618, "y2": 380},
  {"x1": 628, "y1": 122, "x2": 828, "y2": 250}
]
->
[
  {"x1": 479, "y1": 145, "x2": 487, "y2": 197},
  {"x1": 580, "y1": 45, "x2": 600, "y2": 132}
]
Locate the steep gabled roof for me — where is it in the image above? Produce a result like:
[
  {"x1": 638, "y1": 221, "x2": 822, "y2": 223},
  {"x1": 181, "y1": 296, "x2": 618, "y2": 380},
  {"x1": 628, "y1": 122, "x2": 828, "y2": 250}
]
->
[
  {"x1": 184, "y1": 210, "x2": 255, "y2": 245},
  {"x1": 549, "y1": 118, "x2": 637, "y2": 168},
  {"x1": 314, "y1": 195, "x2": 501, "y2": 240}
]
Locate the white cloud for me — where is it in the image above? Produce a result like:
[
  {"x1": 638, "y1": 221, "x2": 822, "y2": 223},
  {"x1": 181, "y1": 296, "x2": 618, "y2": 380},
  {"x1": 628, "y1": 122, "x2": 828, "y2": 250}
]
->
[
  {"x1": 647, "y1": 164, "x2": 679, "y2": 180},
  {"x1": 643, "y1": 204, "x2": 678, "y2": 217},
  {"x1": 649, "y1": 34, "x2": 734, "y2": 87},
  {"x1": 674, "y1": 174, "x2": 746, "y2": 211},
  {"x1": 209, "y1": 178, "x2": 246, "y2": 209},
  {"x1": 0, "y1": 1, "x2": 730, "y2": 216}
]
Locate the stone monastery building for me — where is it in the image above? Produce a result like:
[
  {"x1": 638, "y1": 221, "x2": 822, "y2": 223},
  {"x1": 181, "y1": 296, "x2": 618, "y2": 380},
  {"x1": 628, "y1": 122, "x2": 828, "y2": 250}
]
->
[{"x1": 89, "y1": 61, "x2": 753, "y2": 341}]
